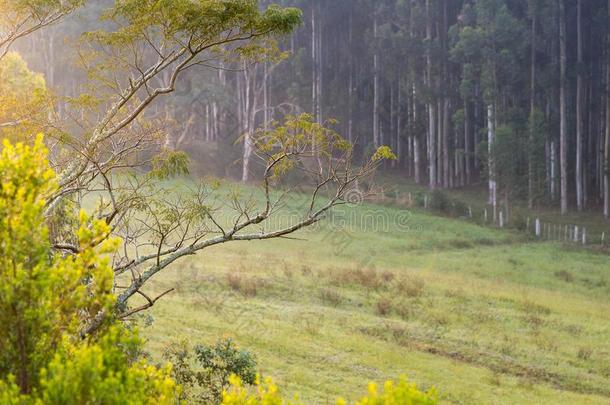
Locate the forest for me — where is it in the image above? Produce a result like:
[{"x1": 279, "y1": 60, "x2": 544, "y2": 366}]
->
[
  {"x1": 14, "y1": 0, "x2": 610, "y2": 221},
  {"x1": 1, "y1": 0, "x2": 609, "y2": 404}
]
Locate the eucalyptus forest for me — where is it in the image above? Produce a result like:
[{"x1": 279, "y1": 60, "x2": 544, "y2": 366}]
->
[{"x1": 0, "y1": 0, "x2": 609, "y2": 404}]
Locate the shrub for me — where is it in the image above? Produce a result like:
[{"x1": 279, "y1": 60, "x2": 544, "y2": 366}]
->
[
  {"x1": 222, "y1": 375, "x2": 301, "y2": 405},
  {"x1": 347, "y1": 377, "x2": 437, "y2": 404},
  {"x1": 577, "y1": 346, "x2": 592, "y2": 360},
  {"x1": 451, "y1": 199, "x2": 469, "y2": 217},
  {"x1": 227, "y1": 272, "x2": 258, "y2": 297},
  {"x1": 384, "y1": 189, "x2": 398, "y2": 200},
  {"x1": 164, "y1": 338, "x2": 257, "y2": 404},
  {"x1": 395, "y1": 302, "x2": 413, "y2": 321},
  {"x1": 329, "y1": 266, "x2": 381, "y2": 290},
  {"x1": 554, "y1": 270, "x2": 574, "y2": 283},
  {"x1": 413, "y1": 191, "x2": 427, "y2": 208},
  {"x1": 320, "y1": 288, "x2": 343, "y2": 307},
  {"x1": 222, "y1": 375, "x2": 437, "y2": 405},
  {"x1": 429, "y1": 190, "x2": 451, "y2": 213},
  {"x1": 395, "y1": 275, "x2": 425, "y2": 298},
  {"x1": 0, "y1": 137, "x2": 178, "y2": 403},
  {"x1": 511, "y1": 213, "x2": 528, "y2": 231},
  {"x1": 38, "y1": 327, "x2": 178, "y2": 404},
  {"x1": 227, "y1": 272, "x2": 243, "y2": 291},
  {"x1": 381, "y1": 271, "x2": 395, "y2": 283},
  {"x1": 376, "y1": 297, "x2": 393, "y2": 316}
]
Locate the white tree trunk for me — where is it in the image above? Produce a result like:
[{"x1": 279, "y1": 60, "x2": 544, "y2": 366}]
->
[
  {"x1": 550, "y1": 141, "x2": 557, "y2": 201},
  {"x1": 414, "y1": 137, "x2": 420, "y2": 184},
  {"x1": 487, "y1": 104, "x2": 497, "y2": 222}
]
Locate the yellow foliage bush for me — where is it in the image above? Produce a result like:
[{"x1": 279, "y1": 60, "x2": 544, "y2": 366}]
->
[
  {"x1": 0, "y1": 136, "x2": 179, "y2": 403},
  {"x1": 222, "y1": 375, "x2": 437, "y2": 405}
]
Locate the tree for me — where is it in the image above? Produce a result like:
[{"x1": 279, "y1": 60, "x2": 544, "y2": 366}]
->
[
  {"x1": 425, "y1": 0, "x2": 437, "y2": 191},
  {"x1": 527, "y1": 0, "x2": 538, "y2": 209},
  {"x1": 558, "y1": 0, "x2": 568, "y2": 214},
  {"x1": 606, "y1": 0, "x2": 610, "y2": 220},
  {"x1": 0, "y1": 136, "x2": 178, "y2": 402},
  {"x1": 164, "y1": 338, "x2": 257, "y2": 403},
  {"x1": 0, "y1": 0, "x2": 83, "y2": 60},
  {"x1": 0, "y1": 0, "x2": 395, "y2": 342},
  {"x1": 0, "y1": 52, "x2": 48, "y2": 139},
  {"x1": 575, "y1": 0, "x2": 584, "y2": 211}
]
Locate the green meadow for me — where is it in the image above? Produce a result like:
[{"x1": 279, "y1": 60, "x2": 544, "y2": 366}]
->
[{"x1": 133, "y1": 180, "x2": 610, "y2": 404}]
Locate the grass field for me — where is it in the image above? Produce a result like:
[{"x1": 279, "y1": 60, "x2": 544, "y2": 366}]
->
[{"x1": 133, "y1": 179, "x2": 610, "y2": 404}]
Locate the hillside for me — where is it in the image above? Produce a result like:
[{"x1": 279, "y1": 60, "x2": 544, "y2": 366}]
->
[{"x1": 137, "y1": 181, "x2": 610, "y2": 404}]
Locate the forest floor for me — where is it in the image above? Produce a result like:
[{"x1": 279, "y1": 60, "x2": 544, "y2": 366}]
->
[{"x1": 134, "y1": 179, "x2": 610, "y2": 404}]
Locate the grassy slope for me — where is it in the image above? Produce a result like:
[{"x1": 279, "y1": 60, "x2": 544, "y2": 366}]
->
[{"x1": 134, "y1": 181, "x2": 610, "y2": 404}]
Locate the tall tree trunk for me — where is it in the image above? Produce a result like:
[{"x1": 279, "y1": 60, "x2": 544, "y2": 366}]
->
[
  {"x1": 559, "y1": 0, "x2": 568, "y2": 214},
  {"x1": 311, "y1": 5, "x2": 317, "y2": 122},
  {"x1": 576, "y1": 0, "x2": 584, "y2": 211},
  {"x1": 316, "y1": 3, "x2": 323, "y2": 124},
  {"x1": 464, "y1": 97, "x2": 471, "y2": 184},
  {"x1": 241, "y1": 68, "x2": 254, "y2": 183},
  {"x1": 263, "y1": 62, "x2": 269, "y2": 130},
  {"x1": 348, "y1": 9, "x2": 353, "y2": 144},
  {"x1": 373, "y1": 15, "x2": 380, "y2": 148},
  {"x1": 437, "y1": 99, "x2": 443, "y2": 186},
  {"x1": 441, "y1": 0, "x2": 450, "y2": 189},
  {"x1": 528, "y1": 9, "x2": 537, "y2": 209},
  {"x1": 474, "y1": 85, "x2": 480, "y2": 173},
  {"x1": 390, "y1": 86, "x2": 395, "y2": 167},
  {"x1": 605, "y1": 0, "x2": 610, "y2": 219},
  {"x1": 550, "y1": 140, "x2": 557, "y2": 201},
  {"x1": 488, "y1": 104, "x2": 497, "y2": 222},
  {"x1": 413, "y1": 84, "x2": 421, "y2": 184},
  {"x1": 426, "y1": 0, "x2": 436, "y2": 190},
  {"x1": 443, "y1": 98, "x2": 450, "y2": 188}
]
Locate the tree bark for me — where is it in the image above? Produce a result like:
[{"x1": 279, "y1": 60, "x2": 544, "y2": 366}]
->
[
  {"x1": 528, "y1": 9, "x2": 537, "y2": 209},
  {"x1": 559, "y1": 0, "x2": 568, "y2": 214},
  {"x1": 576, "y1": 0, "x2": 584, "y2": 211},
  {"x1": 311, "y1": 5, "x2": 317, "y2": 122},
  {"x1": 605, "y1": 0, "x2": 610, "y2": 219},
  {"x1": 413, "y1": 84, "x2": 421, "y2": 184},
  {"x1": 348, "y1": 8, "x2": 353, "y2": 144},
  {"x1": 488, "y1": 104, "x2": 497, "y2": 222},
  {"x1": 426, "y1": 0, "x2": 436, "y2": 190},
  {"x1": 443, "y1": 97, "x2": 450, "y2": 188},
  {"x1": 373, "y1": 15, "x2": 380, "y2": 148}
]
